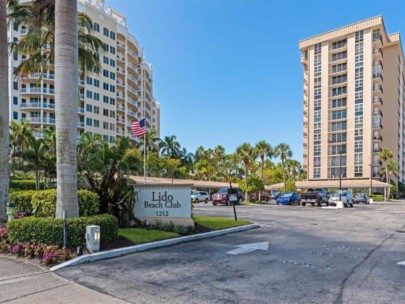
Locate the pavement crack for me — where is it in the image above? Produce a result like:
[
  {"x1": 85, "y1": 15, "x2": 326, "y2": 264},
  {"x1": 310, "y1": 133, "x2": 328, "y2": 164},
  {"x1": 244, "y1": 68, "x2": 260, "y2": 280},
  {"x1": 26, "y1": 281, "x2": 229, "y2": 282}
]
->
[
  {"x1": 333, "y1": 231, "x2": 395, "y2": 304},
  {"x1": 0, "y1": 283, "x2": 69, "y2": 303},
  {"x1": 0, "y1": 270, "x2": 50, "y2": 282}
]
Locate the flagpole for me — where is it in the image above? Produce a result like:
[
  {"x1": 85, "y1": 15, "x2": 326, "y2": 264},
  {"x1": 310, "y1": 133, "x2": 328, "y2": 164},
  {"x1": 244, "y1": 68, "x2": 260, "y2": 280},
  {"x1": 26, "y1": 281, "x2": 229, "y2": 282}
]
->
[{"x1": 143, "y1": 133, "x2": 146, "y2": 184}]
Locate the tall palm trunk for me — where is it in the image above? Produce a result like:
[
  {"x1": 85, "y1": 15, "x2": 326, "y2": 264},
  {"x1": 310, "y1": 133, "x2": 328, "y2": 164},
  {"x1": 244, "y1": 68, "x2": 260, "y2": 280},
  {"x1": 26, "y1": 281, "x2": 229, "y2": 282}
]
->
[
  {"x1": 0, "y1": 0, "x2": 9, "y2": 222},
  {"x1": 386, "y1": 164, "x2": 390, "y2": 199},
  {"x1": 282, "y1": 159, "x2": 286, "y2": 193},
  {"x1": 55, "y1": 0, "x2": 79, "y2": 218},
  {"x1": 259, "y1": 157, "x2": 264, "y2": 201},
  {"x1": 244, "y1": 164, "x2": 248, "y2": 202}
]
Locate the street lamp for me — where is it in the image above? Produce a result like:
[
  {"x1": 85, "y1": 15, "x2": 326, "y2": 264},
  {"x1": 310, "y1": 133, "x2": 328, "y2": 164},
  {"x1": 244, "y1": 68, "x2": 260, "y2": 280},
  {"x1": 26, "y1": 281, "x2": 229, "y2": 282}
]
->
[{"x1": 339, "y1": 149, "x2": 343, "y2": 201}]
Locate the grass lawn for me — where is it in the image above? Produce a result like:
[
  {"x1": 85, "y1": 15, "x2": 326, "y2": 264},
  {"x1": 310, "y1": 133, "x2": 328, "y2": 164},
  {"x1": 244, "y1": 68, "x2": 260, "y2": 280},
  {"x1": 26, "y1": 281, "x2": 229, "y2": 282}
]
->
[
  {"x1": 118, "y1": 228, "x2": 180, "y2": 245},
  {"x1": 193, "y1": 216, "x2": 252, "y2": 231}
]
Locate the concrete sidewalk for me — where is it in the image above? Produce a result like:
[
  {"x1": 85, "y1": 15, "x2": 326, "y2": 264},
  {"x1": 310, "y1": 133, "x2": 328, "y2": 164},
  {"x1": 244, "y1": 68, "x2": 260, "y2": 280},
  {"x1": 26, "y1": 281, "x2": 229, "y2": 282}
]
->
[{"x1": 0, "y1": 256, "x2": 128, "y2": 303}]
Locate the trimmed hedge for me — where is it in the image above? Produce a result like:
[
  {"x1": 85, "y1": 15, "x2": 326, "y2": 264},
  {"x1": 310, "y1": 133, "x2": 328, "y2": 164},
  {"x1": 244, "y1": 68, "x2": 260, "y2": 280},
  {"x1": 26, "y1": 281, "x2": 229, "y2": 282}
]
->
[
  {"x1": 9, "y1": 189, "x2": 99, "y2": 217},
  {"x1": 9, "y1": 190, "x2": 38, "y2": 214},
  {"x1": 7, "y1": 214, "x2": 118, "y2": 247},
  {"x1": 10, "y1": 180, "x2": 56, "y2": 190}
]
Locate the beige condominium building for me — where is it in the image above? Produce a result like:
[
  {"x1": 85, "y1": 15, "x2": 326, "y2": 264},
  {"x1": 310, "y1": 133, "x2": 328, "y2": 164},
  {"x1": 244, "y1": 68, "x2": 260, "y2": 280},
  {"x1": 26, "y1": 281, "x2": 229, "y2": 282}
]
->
[
  {"x1": 8, "y1": 0, "x2": 161, "y2": 143},
  {"x1": 300, "y1": 16, "x2": 405, "y2": 184}
]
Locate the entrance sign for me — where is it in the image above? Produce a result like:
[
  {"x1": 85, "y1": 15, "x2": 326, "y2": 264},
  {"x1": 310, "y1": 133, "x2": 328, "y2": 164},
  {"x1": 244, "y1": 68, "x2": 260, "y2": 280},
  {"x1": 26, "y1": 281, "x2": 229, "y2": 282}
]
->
[{"x1": 134, "y1": 184, "x2": 194, "y2": 227}]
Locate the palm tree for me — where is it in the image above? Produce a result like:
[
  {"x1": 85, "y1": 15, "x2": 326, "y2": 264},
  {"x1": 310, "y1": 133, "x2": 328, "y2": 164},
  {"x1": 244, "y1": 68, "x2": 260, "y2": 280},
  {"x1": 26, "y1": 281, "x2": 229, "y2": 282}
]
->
[
  {"x1": 275, "y1": 143, "x2": 293, "y2": 193},
  {"x1": 255, "y1": 141, "x2": 272, "y2": 198},
  {"x1": 9, "y1": 120, "x2": 33, "y2": 156},
  {"x1": 24, "y1": 136, "x2": 46, "y2": 190},
  {"x1": 0, "y1": 0, "x2": 9, "y2": 222},
  {"x1": 8, "y1": 0, "x2": 102, "y2": 77},
  {"x1": 179, "y1": 147, "x2": 194, "y2": 174},
  {"x1": 160, "y1": 135, "x2": 181, "y2": 158},
  {"x1": 287, "y1": 159, "x2": 302, "y2": 182},
  {"x1": 236, "y1": 143, "x2": 257, "y2": 202},
  {"x1": 54, "y1": 0, "x2": 79, "y2": 218},
  {"x1": 379, "y1": 148, "x2": 395, "y2": 199},
  {"x1": 137, "y1": 129, "x2": 161, "y2": 155}
]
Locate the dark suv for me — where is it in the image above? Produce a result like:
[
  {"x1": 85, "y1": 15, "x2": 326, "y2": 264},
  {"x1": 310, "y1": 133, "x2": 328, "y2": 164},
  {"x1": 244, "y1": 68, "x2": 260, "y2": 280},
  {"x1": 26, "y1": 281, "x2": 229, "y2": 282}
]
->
[{"x1": 212, "y1": 188, "x2": 244, "y2": 206}]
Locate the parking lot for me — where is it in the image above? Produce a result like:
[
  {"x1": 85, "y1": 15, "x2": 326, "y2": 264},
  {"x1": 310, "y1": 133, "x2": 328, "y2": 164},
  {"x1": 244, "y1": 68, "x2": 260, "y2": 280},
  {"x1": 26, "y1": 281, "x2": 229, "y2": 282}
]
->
[{"x1": 57, "y1": 201, "x2": 405, "y2": 304}]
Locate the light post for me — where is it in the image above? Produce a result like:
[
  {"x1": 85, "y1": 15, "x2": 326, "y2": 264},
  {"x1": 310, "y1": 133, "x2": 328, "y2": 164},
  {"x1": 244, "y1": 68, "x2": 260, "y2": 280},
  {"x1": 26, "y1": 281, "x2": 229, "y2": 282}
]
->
[{"x1": 339, "y1": 149, "x2": 343, "y2": 201}]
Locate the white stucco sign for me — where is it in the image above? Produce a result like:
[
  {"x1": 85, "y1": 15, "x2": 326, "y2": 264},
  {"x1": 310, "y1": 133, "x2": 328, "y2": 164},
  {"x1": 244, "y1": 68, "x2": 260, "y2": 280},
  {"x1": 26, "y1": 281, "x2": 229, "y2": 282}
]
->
[{"x1": 134, "y1": 184, "x2": 193, "y2": 227}]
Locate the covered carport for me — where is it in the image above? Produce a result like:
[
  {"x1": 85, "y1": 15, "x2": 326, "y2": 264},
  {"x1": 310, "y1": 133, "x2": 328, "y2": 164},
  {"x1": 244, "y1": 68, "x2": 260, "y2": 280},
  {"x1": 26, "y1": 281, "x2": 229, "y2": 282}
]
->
[
  {"x1": 130, "y1": 175, "x2": 238, "y2": 196},
  {"x1": 266, "y1": 180, "x2": 391, "y2": 202}
]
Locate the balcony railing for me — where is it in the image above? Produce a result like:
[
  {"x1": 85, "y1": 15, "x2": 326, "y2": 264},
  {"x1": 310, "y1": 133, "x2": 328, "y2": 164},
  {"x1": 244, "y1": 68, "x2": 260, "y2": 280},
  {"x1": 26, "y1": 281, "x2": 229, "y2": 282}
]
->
[
  {"x1": 20, "y1": 88, "x2": 55, "y2": 94},
  {"x1": 20, "y1": 102, "x2": 55, "y2": 109}
]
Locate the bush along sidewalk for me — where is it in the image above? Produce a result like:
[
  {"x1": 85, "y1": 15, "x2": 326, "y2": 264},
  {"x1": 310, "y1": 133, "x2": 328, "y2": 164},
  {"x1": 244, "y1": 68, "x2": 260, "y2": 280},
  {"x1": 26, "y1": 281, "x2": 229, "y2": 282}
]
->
[{"x1": 1, "y1": 214, "x2": 118, "y2": 266}]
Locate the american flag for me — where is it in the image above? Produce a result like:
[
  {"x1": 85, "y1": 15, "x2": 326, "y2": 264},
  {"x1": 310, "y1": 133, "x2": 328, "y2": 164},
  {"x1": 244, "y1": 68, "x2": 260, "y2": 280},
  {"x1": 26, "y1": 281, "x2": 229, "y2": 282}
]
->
[{"x1": 131, "y1": 119, "x2": 147, "y2": 137}]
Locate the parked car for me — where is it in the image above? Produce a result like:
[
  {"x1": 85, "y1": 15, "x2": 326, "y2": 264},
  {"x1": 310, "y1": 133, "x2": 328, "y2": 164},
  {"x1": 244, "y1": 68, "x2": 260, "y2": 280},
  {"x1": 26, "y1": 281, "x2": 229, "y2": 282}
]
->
[
  {"x1": 328, "y1": 190, "x2": 354, "y2": 207},
  {"x1": 212, "y1": 188, "x2": 244, "y2": 206},
  {"x1": 191, "y1": 190, "x2": 210, "y2": 203},
  {"x1": 271, "y1": 191, "x2": 280, "y2": 199},
  {"x1": 276, "y1": 192, "x2": 301, "y2": 205},
  {"x1": 300, "y1": 188, "x2": 329, "y2": 206},
  {"x1": 250, "y1": 192, "x2": 271, "y2": 202},
  {"x1": 354, "y1": 193, "x2": 369, "y2": 204}
]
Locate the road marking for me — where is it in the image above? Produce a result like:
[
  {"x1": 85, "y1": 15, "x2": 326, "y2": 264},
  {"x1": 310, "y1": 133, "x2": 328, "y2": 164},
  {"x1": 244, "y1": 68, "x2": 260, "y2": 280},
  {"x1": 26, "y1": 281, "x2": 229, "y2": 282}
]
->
[
  {"x1": 226, "y1": 242, "x2": 269, "y2": 255},
  {"x1": 397, "y1": 261, "x2": 405, "y2": 266}
]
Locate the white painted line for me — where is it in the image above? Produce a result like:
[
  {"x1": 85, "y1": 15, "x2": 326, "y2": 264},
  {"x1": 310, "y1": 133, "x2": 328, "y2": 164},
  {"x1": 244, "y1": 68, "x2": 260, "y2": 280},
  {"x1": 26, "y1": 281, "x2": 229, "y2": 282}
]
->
[
  {"x1": 51, "y1": 223, "x2": 260, "y2": 271},
  {"x1": 226, "y1": 242, "x2": 269, "y2": 255}
]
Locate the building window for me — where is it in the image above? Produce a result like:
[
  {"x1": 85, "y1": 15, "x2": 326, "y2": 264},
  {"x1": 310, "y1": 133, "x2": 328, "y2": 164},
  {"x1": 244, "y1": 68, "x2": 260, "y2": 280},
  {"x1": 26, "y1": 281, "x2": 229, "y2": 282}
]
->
[
  {"x1": 110, "y1": 31, "x2": 115, "y2": 40},
  {"x1": 13, "y1": 111, "x2": 18, "y2": 120},
  {"x1": 110, "y1": 85, "x2": 115, "y2": 93},
  {"x1": 86, "y1": 77, "x2": 93, "y2": 85},
  {"x1": 331, "y1": 39, "x2": 347, "y2": 50},
  {"x1": 103, "y1": 56, "x2": 109, "y2": 64},
  {"x1": 94, "y1": 119, "x2": 99, "y2": 128},
  {"x1": 110, "y1": 46, "x2": 115, "y2": 54},
  {"x1": 94, "y1": 79, "x2": 100, "y2": 87},
  {"x1": 103, "y1": 109, "x2": 109, "y2": 116},
  {"x1": 103, "y1": 43, "x2": 109, "y2": 52},
  {"x1": 103, "y1": 69, "x2": 109, "y2": 77},
  {"x1": 110, "y1": 123, "x2": 115, "y2": 131},
  {"x1": 94, "y1": 93, "x2": 100, "y2": 101},
  {"x1": 103, "y1": 27, "x2": 109, "y2": 37},
  {"x1": 13, "y1": 96, "x2": 18, "y2": 105},
  {"x1": 313, "y1": 168, "x2": 320, "y2": 179},
  {"x1": 110, "y1": 72, "x2": 115, "y2": 80},
  {"x1": 331, "y1": 51, "x2": 347, "y2": 62},
  {"x1": 103, "y1": 83, "x2": 109, "y2": 90},
  {"x1": 86, "y1": 118, "x2": 93, "y2": 126},
  {"x1": 93, "y1": 23, "x2": 100, "y2": 32},
  {"x1": 110, "y1": 110, "x2": 115, "y2": 118},
  {"x1": 110, "y1": 98, "x2": 115, "y2": 105},
  {"x1": 331, "y1": 98, "x2": 347, "y2": 108},
  {"x1": 86, "y1": 90, "x2": 93, "y2": 99},
  {"x1": 86, "y1": 104, "x2": 93, "y2": 112},
  {"x1": 94, "y1": 106, "x2": 100, "y2": 114},
  {"x1": 331, "y1": 109, "x2": 347, "y2": 120},
  {"x1": 103, "y1": 96, "x2": 109, "y2": 103},
  {"x1": 103, "y1": 121, "x2": 109, "y2": 129},
  {"x1": 110, "y1": 59, "x2": 115, "y2": 67},
  {"x1": 331, "y1": 86, "x2": 347, "y2": 97},
  {"x1": 13, "y1": 82, "x2": 18, "y2": 90}
]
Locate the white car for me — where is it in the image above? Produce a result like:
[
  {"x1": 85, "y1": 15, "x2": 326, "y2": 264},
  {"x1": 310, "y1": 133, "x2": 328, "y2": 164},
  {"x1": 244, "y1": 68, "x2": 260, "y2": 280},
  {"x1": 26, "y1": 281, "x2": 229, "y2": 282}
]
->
[
  {"x1": 328, "y1": 190, "x2": 354, "y2": 208},
  {"x1": 191, "y1": 190, "x2": 210, "y2": 203}
]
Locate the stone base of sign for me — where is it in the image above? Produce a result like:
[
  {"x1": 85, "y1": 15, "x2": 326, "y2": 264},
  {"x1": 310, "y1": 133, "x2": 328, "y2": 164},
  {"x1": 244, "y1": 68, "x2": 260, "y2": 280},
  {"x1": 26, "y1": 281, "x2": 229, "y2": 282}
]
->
[{"x1": 136, "y1": 217, "x2": 195, "y2": 228}]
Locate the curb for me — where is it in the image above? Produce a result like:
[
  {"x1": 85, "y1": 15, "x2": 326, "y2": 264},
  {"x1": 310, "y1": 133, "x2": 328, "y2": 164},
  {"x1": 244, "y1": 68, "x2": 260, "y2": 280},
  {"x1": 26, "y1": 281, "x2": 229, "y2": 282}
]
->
[{"x1": 50, "y1": 223, "x2": 260, "y2": 271}]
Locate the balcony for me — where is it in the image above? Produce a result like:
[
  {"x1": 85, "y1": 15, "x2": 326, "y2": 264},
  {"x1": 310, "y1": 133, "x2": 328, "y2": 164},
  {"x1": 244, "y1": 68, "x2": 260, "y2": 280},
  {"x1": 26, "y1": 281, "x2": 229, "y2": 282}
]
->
[
  {"x1": 373, "y1": 84, "x2": 383, "y2": 95},
  {"x1": 117, "y1": 105, "x2": 125, "y2": 112},
  {"x1": 20, "y1": 102, "x2": 55, "y2": 110},
  {"x1": 373, "y1": 97, "x2": 383, "y2": 106},
  {"x1": 79, "y1": 79, "x2": 85, "y2": 87},
  {"x1": 79, "y1": 94, "x2": 85, "y2": 100},
  {"x1": 20, "y1": 87, "x2": 55, "y2": 95},
  {"x1": 372, "y1": 117, "x2": 383, "y2": 129},
  {"x1": 117, "y1": 67, "x2": 126, "y2": 75},
  {"x1": 117, "y1": 92, "x2": 125, "y2": 99},
  {"x1": 128, "y1": 111, "x2": 137, "y2": 119},
  {"x1": 22, "y1": 117, "x2": 56, "y2": 124},
  {"x1": 373, "y1": 135, "x2": 383, "y2": 141},
  {"x1": 116, "y1": 118, "x2": 126, "y2": 125},
  {"x1": 373, "y1": 147, "x2": 382, "y2": 153},
  {"x1": 373, "y1": 33, "x2": 383, "y2": 46},
  {"x1": 117, "y1": 40, "x2": 126, "y2": 49},
  {"x1": 117, "y1": 80, "x2": 126, "y2": 87},
  {"x1": 78, "y1": 107, "x2": 84, "y2": 114},
  {"x1": 77, "y1": 122, "x2": 85, "y2": 128},
  {"x1": 373, "y1": 48, "x2": 383, "y2": 60},
  {"x1": 117, "y1": 55, "x2": 125, "y2": 62}
]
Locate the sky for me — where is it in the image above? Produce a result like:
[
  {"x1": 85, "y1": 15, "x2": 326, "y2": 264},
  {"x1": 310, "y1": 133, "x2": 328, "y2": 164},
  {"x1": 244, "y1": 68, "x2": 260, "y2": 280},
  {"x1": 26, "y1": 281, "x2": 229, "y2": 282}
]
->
[{"x1": 106, "y1": 0, "x2": 405, "y2": 162}]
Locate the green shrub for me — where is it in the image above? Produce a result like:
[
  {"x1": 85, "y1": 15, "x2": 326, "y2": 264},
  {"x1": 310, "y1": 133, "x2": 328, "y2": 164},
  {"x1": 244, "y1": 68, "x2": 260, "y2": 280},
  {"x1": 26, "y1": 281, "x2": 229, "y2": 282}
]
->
[
  {"x1": 30, "y1": 189, "x2": 99, "y2": 217},
  {"x1": 9, "y1": 190, "x2": 38, "y2": 214},
  {"x1": 7, "y1": 214, "x2": 118, "y2": 247},
  {"x1": 10, "y1": 180, "x2": 43, "y2": 190}
]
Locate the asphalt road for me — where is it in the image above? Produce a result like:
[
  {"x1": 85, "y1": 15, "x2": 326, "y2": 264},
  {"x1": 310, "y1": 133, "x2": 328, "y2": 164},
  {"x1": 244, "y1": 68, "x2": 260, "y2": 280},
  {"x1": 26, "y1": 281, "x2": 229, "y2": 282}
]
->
[{"x1": 57, "y1": 202, "x2": 405, "y2": 304}]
